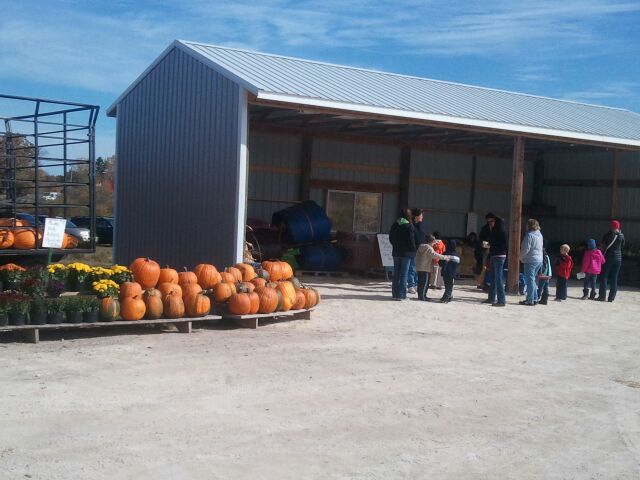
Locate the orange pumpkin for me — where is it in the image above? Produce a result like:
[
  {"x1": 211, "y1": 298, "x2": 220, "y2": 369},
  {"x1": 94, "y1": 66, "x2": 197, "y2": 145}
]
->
[
  {"x1": 235, "y1": 263, "x2": 257, "y2": 282},
  {"x1": 226, "y1": 267, "x2": 243, "y2": 283},
  {"x1": 120, "y1": 295, "x2": 146, "y2": 321},
  {"x1": 228, "y1": 293, "x2": 251, "y2": 315},
  {"x1": 257, "y1": 288, "x2": 279, "y2": 314},
  {"x1": 185, "y1": 291, "x2": 211, "y2": 317},
  {"x1": 194, "y1": 263, "x2": 220, "y2": 289},
  {"x1": 255, "y1": 268, "x2": 270, "y2": 281},
  {"x1": 262, "y1": 261, "x2": 282, "y2": 282},
  {"x1": 158, "y1": 266, "x2": 179, "y2": 284},
  {"x1": 301, "y1": 287, "x2": 320, "y2": 308},
  {"x1": 129, "y1": 257, "x2": 161, "y2": 289},
  {"x1": 99, "y1": 297, "x2": 120, "y2": 322},
  {"x1": 119, "y1": 281, "x2": 143, "y2": 300},
  {"x1": 0, "y1": 218, "x2": 25, "y2": 227},
  {"x1": 178, "y1": 268, "x2": 198, "y2": 286},
  {"x1": 247, "y1": 292, "x2": 260, "y2": 314},
  {"x1": 0, "y1": 229, "x2": 14, "y2": 249},
  {"x1": 293, "y1": 290, "x2": 306, "y2": 310},
  {"x1": 236, "y1": 281, "x2": 255, "y2": 293},
  {"x1": 143, "y1": 289, "x2": 164, "y2": 319},
  {"x1": 212, "y1": 282, "x2": 235, "y2": 302},
  {"x1": 281, "y1": 262, "x2": 294, "y2": 280},
  {"x1": 13, "y1": 228, "x2": 40, "y2": 249},
  {"x1": 61, "y1": 233, "x2": 79, "y2": 249},
  {"x1": 250, "y1": 277, "x2": 267, "y2": 290},
  {"x1": 157, "y1": 282, "x2": 182, "y2": 300},
  {"x1": 276, "y1": 281, "x2": 296, "y2": 311},
  {"x1": 182, "y1": 283, "x2": 203, "y2": 301},
  {"x1": 163, "y1": 292, "x2": 185, "y2": 318},
  {"x1": 219, "y1": 272, "x2": 236, "y2": 284}
]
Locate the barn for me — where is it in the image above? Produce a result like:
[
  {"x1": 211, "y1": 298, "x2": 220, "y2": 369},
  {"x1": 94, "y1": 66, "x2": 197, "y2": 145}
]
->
[{"x1": 107, "y1": 40, "x2": 640, "y2": 289}]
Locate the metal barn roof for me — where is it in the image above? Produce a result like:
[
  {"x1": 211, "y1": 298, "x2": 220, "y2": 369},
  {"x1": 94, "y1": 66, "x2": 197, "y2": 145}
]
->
[{"x1": 108, "y1": 40, "x2": 640, "y2": 148}]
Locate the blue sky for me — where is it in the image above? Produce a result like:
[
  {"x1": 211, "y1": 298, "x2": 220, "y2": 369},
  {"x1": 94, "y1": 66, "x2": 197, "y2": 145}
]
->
[{"x1": 1, "y1": 0, "x2": 639, "y2": 157}]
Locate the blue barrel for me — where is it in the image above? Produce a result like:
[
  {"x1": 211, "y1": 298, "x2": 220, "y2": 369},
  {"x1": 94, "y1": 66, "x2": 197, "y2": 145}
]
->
[
  {"x1": 272, "y1": 201, "x2": 331, "y2": 244},
  {"x1": 300, "y1": 245, "x2": 342, "y2": 271}
]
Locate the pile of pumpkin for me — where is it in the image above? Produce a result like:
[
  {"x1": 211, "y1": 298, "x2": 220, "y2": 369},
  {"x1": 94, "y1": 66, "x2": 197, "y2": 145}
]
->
[
  {"x1": 0, "y1": 219, "x2": 79, "y2": 250},
  {"x1": 110, "y1": 258, "x2": 320, "y2": 321}
]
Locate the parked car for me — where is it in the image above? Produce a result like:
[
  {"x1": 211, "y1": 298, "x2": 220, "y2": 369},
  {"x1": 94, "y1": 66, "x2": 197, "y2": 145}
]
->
[
  {"x1": 15, "y1": 213, "x2": 92, "y2": 245},
  {"x1": 71, "y1": 216, "x2": 113, "y2": 245}
]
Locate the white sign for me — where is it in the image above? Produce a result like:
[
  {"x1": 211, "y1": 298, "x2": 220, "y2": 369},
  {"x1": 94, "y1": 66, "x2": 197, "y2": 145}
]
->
[
  {"x1": 377, "y1": 234, "x2": 394, "y2": 267},
  {"x1": 466, "y1": 212, "x2": 478, "y2": 236},
  {"x1": 42, "y1": 218, "x2": 67, "y2": 249}
]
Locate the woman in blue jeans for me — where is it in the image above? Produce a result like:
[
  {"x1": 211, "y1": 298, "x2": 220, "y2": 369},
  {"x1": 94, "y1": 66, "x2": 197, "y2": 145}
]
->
[
  {"x1": 484, "y1": 216, "x2": 508, "y2": 306},
  {"x1": 389, "y1": 210, "x2": 417, "y2": 300},
  {"x1": 519, "y1": 219, "x2": 544, "y2": 306}
]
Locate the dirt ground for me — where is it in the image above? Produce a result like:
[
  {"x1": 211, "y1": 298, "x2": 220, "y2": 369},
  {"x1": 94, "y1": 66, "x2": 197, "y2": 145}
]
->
[{"x1": 1, "y1": 277, "x2": 639, "y2": 479}]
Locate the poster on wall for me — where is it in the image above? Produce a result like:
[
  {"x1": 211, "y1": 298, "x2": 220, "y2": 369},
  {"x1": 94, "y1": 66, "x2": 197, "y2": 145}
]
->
[{"x1": 376, "y1": 234, "x2": 394, "y2": 267}]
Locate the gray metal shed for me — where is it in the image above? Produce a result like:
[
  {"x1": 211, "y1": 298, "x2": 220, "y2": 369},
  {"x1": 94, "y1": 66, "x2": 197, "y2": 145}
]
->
[{"x1": 108, "y1": 40, "x2": 640, "y2": 289}]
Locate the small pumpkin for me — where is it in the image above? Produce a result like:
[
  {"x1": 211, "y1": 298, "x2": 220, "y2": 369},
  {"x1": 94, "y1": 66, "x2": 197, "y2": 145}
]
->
[
  {"x1": 178, "y1": 268, "x2": 198, "y2": 286},
  {"x1": 120, "y1": 295, "x2": 146, "y2": 321},
  {"x1": 250, "y1": 277, "x2": 267, "y2": 290},
  {"x1": 219, "y1": 272, "x2": 236, "y2": 284},
  {"x1": 301, "y1": 287, "x2": 320, "y2": 308},
  {"x1": 0, "y1": 229, "x2": 14, "y2": 249},
  {"x1": 143, "y1": 289, "x2": 164, "y2": 319},
  {"x1": 61, "y1": 233, "x2": 79, "y2": 249},
  {"x1": 213, "y1": 282, "x2": 235, "y2": 303},
  {"x1": 185, "y1": 291, "x2": 211, "y2": 317},
  {"x1": 235, "y1": 263, "x2": 257, "y2": 282},
  {"x1": 158, "y1": 266, "x2": 179, "y2": 284},
  {"x1": 257, "y1": 287, "x2": 279, "y2": 314},
  {"x1": 281, "y1": 262, "x2": 294, "y2": 280},
  {"x1": 163, "y1": 291, "x2": 185, "y2": 318},
  {"x1": 158, "y1": 282, "x2": 182, "y2": 300},
  {"x1": 129, "y1": 257, "x2": 161, "y2": 289},
  {"x1": 276, "y1": 281, "x2": 296, "y2": 311},
  {"x1": 255, "y1": 268, "x2": 270, "y2": 281},
  {"x1": 194, "y1": 263, "x2": 221, "y2": 289},
  {"x1": 99, "y1": 297, "x2": 120, "y2": 322},
  {"x1": 236, "y1": 281, "x2": 255, "y2": 294},
  {"x1": 226, "y1": 267, "x2": 243, "y2": 283},
  {"x1": 293, "y1": 290, "x2": 306, "y2": 310},
  {"x1": 119, "y1": 281, "x2": 143, "y2": 300},
  {"x1": 228, "y1": 293, "x2": 252, "y2": 315}
]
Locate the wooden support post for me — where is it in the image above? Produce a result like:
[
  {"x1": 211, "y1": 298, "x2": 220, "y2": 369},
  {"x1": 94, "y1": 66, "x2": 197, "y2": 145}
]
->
[
  {"x1": 174, "y1": 321, "x2": 192, "y2": 334},
  {"x1": 235, "y1": 317, "x2": 259, "y2": 329},
  {"x1": 611, "y1": 150, "x2": 619, "y2": 219},
  {"x1": 507, "y1": 137, "x2": 525, "y2": 295},
  {"x1": 21, "y1": 329, "x2": 39, "y2": 344},
  {"x1": 299, "y1": 136, "x2": 313, "y2": 201},
  {"x1": 399, "y1": 146, "x2": 411, "y2": 209},
  {"x1": 469, "y1": 154, "x2": 477, "y2": 212}
]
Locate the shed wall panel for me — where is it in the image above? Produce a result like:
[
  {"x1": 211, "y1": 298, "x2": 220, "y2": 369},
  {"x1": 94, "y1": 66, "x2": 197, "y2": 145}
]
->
[
  {"x1": 544, "y1": 149, "x2": 614, "y2": 180},
  {"x1": 618, "y1": 151, "x2": 640, "y2": 178},
  {"x1": 114, "y1": 47, "x2": 240, "y2": 267}
]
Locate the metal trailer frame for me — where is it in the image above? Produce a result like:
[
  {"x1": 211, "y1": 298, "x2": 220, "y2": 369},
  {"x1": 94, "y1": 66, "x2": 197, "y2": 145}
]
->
[{"x1": 0, "y1": 94, "x2": 100, "y2": 257}]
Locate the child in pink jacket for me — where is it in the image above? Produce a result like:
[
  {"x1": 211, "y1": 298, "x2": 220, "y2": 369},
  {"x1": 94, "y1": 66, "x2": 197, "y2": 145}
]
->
[{"x1": 581, "y1": 238, "x2": 605, "y2": 300}]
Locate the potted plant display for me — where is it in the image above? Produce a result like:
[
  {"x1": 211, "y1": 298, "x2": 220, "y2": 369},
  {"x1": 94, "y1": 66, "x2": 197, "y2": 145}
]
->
[
  {"x1": 29, "y1": 296, "x2": 47, "y2": 325},
  {"x1": 66, "y1": 262, "x2": 92, "y2": 292},
  {"x1": 46, "y1": 297, "x2": 65, "y2": 324},
  {"x1": 83, "y1": 296, "x2": 100, "y2": 323},
  {"x1": 0, "y1": 263, "x2": 26, "y2": 291},
  {"x1": 5, "y1": 291, "x2": 30, "y2": 326},
  {"x1": 47, "y1": 279, "x2": 66, "y2": 298},
  {"x1": 64, "y1": 296, "x2": 83, "y2": 324},
  {"x1": 110, "y1": 265, "x2": 133, "y2": 285},
  {"x1": 93, "y1": 279, "x2": 120, "y2": 322},
  {"x1": 47, "y1": 263, "x2": 68, "y2": 282}
]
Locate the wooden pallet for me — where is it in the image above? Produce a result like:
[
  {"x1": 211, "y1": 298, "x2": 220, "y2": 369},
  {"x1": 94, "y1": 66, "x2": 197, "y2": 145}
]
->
[
  {"x1": 223, "y1": 308, "x2": 315, "y2": 329},
  {"x1": 297, "y1": 270, "x2": 348, "y2": 278},
  {"x1": 0, "y1": 315, "x2": 222, "y2": 344}
]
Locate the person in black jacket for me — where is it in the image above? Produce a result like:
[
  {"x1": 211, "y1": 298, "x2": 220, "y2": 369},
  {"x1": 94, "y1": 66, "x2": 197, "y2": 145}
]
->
[
  {"x1": 598, "y1": 220, "x2": 625, "y2": 302},
  {"x1": 407, "y1": 208, "x2": 425, "y2": 294},
  {"x1": 484, "y1": 216, "x2": 508, "y2": 307},
  {"x1": 389, "y1": 209, "x2": 417, "y2": 300},
  {"x1": 475, "y1": 213, "x2": 496, "y2": 288}
]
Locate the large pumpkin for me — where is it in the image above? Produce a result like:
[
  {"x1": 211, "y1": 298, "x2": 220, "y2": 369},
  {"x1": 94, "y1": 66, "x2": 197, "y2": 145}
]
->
[
  {"x1": 178, "y1": 268, "x2": 198, "y2": 286},
  {"x1": 262, "y1": 261, "x2": 282, "y2": 282},
  {"x1": 61, "y1": 233, "x2": 79, "y2": 249},
  {"x1": 212, "y1": 282, "x2": 235, "y2": 303},
  {"x1": 185, "y1": 291, "x2": 211, "y2": 317},
  {"x1": 158, "y1": 282, "x2": 182, "y2": 300},
  {"x1": 119, "y1": 281, "x2": 143, "y2": 300},
  {"x1": 143, "y1": 289, "x2": 164, "y2": 319},
  {"x1": 276, "y1": 282, "x2": 296, "y2": 311},
  {"x1": 99, "y1": 297, "x2": 120, "y2": 322},
  {"x1": 281, "y1": 262, "x2": 294, "y2": 280},
  {"x1": 247, "y1": 292, "x2": 260, "y2": 314},
  {"x1": 250, "y1": 277, "x2": 267, "y2": 290},
  {"x1": 219, "y1": 272, "x2": 236, "y2": 284},
  {"x1": 163, "y1": 292, "x2": 185, "y2": 318},
  {"x1": 129, "y1": 257, "x2": 161, "y2": 289},
  {"x1": 182, "y1": 283, "x2": 203, "y2": 302},
  {"x1": 120, "y1": 295, "x2": 146, "y2": 321},
  {"x1": 293, "y1": 290, "x2": 306, "y2": 310},
  {"x1": 158, "y1": 266, "x2": 179, "y2": 284},
  {"x1": 228, "y1": 293, "x2": 252, "y2": 315},
  {"x1": 0, "y1": 229, "x2": 14, "y2": 249},
  {"x1": 257, "y1": 288, "x2": 279, "y2": 314},
  {"x1": 235, "y1": 263, "x2": 257, "y2": 282},
  {"x1": 13, "y1": 228, "x2": 40, "y2": 249},
  {"x1": 194, "y1": 263, "x2": 220, "y2": 289},
  {"x1": 226, "y1": 267, "x2": 243, "y2": 283}
]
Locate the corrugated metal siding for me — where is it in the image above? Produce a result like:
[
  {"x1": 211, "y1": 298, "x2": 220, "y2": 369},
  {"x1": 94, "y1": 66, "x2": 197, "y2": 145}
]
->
[
  {"x1": 544, "y1": 187, "x2": 612, "y2": 218},
  {"x1": 544, "y1": 149, "x2": 614, "y2": 180},
  {"x1": 114, "y1": 47, "x2": 241, "y2": 268},
  {"x1": 181, "y1": 41, "x2": 640, "y2": 143},
  {"x1": 472, "y1": 155, "x2": 512, "y2": 220},
  {"x1": 618, "y1": 151, "x2": 640, "y2": 178}
]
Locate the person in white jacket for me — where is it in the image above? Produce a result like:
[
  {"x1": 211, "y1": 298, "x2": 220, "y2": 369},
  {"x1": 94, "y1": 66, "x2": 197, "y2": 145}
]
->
[
  {"x1": 519, "y1": 218, "x2": 544, "y2": 306},
  {"x1": 416, "y1": 234, "x2": 450, "y2": 301}
]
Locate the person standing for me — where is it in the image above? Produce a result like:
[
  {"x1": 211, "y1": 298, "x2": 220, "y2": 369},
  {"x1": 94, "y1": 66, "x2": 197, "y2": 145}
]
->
[
  {"x1": 484, "y1": 216, "x2": 507, "y2": 307},
  {"x1": 440, "y1": 240, "x2": 460, "y2": 303},
  {"x1": 476, "y1": 213, "x2": 496, "y2": 289},
  {"x1": 555, "y1": 244, "x2": 573, "y2": 301},
  {"x1": 407, "y1": 208, "x2": 425, "y2": 294},
  {"x1": 415, "y1": 234, "x2": 449, "y2": 301},
  {"x1": 389, "y1": 210, "x2": 417, "y2": 300},
  {"x1": 429, "y1": 231, "x2": 446, "y2": 289},
  {"x1": 598, "y1": 220, "x2": 625, "y2": 302},
  {"x1": 581, "y1": 239, "x2": 605, "y2": 300},
  {"x1": 519, "y1": 219, "x2": 544, "y2": 306}
]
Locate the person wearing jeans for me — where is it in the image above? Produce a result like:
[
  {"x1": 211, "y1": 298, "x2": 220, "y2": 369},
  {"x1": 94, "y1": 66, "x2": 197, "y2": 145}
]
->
[
  {"x1": 415, "y1": 234, "x2": 449, "y2": 301},
  {"x1": 407, "y1": 209, "x2": 425, "y2": 294},
  {"x1": 519, "y1": 219, "x2": 544, "y2": 306},
  {"x1": 389, "y1": 210, "x2": 417, "y2": 300},
  {"x1": 484, "y1": 216, "x2": 508, "y2": 307},
  {"x1": 598, "y1": 220, "x2": 625, "y2": 302}
]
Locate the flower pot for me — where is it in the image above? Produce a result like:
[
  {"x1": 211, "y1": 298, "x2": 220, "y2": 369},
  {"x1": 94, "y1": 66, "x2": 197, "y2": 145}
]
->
[
  {"x1": 9, "y1": 312, "x2": 26, "y2": 326},
  {"x1": 47, "y1": 312, "x2": 64, "y2": 324},
  {"x1": 66, "y1": 311, "x2": 83, "y2": 324},
  {"x1": 4, "y1": 280, "x2": 19, "y2": 291},
  {"x1": 29, "y1": 309, "x2": 47, "y2": 325},
  {"x1": 83, "y1": 310, "x2": 99, "y2": 323},
  {"x1": 0, "y1": 314, "x2": 7, "y2": 326}
]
